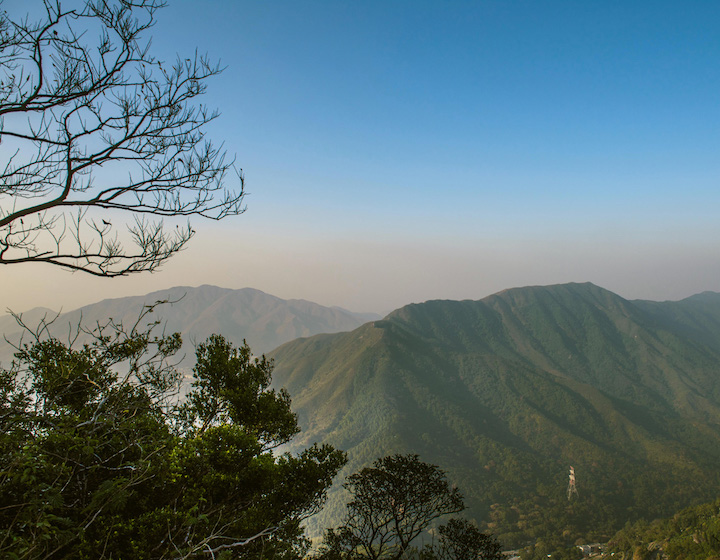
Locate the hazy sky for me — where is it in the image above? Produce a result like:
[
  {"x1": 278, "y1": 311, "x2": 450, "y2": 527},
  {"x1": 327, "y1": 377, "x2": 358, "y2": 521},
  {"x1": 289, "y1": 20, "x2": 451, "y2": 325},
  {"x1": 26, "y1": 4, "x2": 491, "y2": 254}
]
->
[{"x1": 3, "y1": 0, "x2": 720, "y2": 315}]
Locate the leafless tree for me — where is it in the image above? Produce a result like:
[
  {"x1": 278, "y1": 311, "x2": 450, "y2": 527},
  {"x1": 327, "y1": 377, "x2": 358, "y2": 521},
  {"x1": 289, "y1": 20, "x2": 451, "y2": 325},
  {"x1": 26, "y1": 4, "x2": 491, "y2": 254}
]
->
[{"x1": 0, "y1": 0, "x2": 245, "y2": 277}]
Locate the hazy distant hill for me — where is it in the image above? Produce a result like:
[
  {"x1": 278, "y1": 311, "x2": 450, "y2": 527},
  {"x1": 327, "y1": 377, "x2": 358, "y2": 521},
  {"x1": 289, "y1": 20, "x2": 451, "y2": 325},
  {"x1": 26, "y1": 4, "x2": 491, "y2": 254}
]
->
[
  {"x1": 269, "y1": 283, "x2": 720, "y2": 547},
  {"x1": 0, "y1": 307, "x2": 57, "y2": 337},
  {"x1": 0, "y1": 285, "x2": 379, "y2": 366}
]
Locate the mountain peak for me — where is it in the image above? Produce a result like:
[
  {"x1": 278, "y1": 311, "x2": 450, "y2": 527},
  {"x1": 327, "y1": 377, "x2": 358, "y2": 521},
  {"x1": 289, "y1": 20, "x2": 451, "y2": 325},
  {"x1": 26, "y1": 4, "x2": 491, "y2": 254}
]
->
[
  {"x1": 489, "y1": 281, "x2": 620, "y2": 302},
  {"x1": 270, "y1": 281, "x2": 720, "y2": 547},
  {"x1": 680, "y1": 290, "x2": 720, "y2": 304},
  {"x1": 0, "y1": 286, "x2": 377, "y2": 364}
]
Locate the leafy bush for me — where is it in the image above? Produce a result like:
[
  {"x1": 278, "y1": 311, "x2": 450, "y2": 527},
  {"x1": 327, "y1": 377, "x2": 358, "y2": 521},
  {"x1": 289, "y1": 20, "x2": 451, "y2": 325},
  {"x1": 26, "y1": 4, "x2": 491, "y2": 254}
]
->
[{"x1": 0, "y1": 310, "x2": 345, "y2": 559}]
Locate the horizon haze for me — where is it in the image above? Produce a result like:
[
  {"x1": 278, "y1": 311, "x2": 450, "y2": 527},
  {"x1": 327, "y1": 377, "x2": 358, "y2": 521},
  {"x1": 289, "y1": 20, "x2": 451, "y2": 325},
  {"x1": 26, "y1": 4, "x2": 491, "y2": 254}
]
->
[{"x1": 2, "y1": 0, "x2": 719, "y2": 315}]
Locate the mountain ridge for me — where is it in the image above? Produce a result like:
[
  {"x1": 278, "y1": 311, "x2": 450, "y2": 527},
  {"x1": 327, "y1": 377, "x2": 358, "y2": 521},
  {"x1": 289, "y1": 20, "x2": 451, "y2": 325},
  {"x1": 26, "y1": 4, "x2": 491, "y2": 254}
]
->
[
  {"x1": 0, "y1": 285, "x2": 380, "y2": 366},
  {"x1": 269, "y1": 282, "x2": 720, "y2": 546}
]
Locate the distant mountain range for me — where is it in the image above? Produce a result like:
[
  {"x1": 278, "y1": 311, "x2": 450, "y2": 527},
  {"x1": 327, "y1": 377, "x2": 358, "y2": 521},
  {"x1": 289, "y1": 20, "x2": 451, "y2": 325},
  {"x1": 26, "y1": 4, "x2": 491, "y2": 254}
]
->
[
  {"x1": 5, "y1": 281, "x2": 720, "y2": 548},
  {"x1": 268, "y1": 283, "x2": 720, "y2": 547},
  {"x1": 0, "y1": 285, "x2": 380, "y2": 366}
]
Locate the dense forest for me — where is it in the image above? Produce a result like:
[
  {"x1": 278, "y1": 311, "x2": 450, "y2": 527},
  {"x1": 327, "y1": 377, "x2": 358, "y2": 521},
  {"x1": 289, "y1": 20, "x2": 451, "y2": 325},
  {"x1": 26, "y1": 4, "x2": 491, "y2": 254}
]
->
[
  {"x1": 271, "y1": 283, "x2": 720, "y2": 547},
  {"x1": 604, "y1": 498, "x2": 720, "y2": 560}
]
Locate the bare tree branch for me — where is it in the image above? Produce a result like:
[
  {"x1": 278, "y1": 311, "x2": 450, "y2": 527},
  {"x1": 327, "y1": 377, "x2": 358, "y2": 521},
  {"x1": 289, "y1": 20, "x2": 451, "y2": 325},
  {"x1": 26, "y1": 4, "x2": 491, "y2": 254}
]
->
[{"x1": 0, "y1": 0, "x2": 245, "y2": 276}]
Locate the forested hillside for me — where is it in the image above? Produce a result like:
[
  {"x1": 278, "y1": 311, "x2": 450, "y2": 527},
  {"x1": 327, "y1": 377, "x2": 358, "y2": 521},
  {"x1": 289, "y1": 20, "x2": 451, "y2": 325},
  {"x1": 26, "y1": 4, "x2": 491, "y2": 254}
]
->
[
  {"x1": 270, "y1": 283, "x2": 720, "y2": 547},
  {"x1": 606, "y1": 497, "x2": 720, "y2": 560}
]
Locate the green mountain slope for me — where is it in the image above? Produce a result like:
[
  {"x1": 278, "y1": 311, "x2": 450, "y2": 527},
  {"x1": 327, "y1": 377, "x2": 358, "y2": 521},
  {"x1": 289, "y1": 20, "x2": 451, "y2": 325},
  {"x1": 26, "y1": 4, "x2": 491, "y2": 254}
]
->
[
  {"x1": 270, "y1": 283, "x2": 720, "y2": 547},
  {"x1": 606, "y1": 496, "x2": 720, "y2": 560}
]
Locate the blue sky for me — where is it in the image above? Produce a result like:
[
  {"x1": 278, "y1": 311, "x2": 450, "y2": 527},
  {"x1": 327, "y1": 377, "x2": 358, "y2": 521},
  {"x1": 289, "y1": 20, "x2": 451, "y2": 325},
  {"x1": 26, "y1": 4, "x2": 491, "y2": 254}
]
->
[{"x1": 4, "y1": 0, "x2": 720, "y2": 314}]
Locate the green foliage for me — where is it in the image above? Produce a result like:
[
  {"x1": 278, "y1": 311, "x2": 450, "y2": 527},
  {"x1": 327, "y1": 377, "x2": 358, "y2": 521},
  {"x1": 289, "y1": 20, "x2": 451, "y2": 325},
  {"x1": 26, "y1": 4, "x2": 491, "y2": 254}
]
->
[
  {"x1": 0, "y1": 314, "x2": 345, "y2": 559},
  {"x1": 434, "y1": 518, "x2": 503, "y2": 560},
  {"x1": 317, "y1": 454, "x2": 500, "y2": 560},
  {"x1": 607, "y1": 497, "x2": 720, "y2": 560},
  {"x1": 182, "y1": 333, "x2": 299, "y2": 446}
]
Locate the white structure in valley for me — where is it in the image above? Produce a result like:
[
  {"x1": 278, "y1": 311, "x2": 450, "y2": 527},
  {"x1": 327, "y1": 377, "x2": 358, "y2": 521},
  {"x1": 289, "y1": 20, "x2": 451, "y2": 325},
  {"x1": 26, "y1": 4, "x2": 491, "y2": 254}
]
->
[{"x1": 567, "y1": 466, "x2": 578, "y2": 500}]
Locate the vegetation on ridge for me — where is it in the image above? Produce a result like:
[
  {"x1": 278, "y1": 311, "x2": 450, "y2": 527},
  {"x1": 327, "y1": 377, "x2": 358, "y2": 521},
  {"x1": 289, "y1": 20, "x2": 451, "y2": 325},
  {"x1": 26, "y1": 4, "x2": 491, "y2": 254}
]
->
[
  {"x1": 270, "y1": 283, "x2": 720, "y2": 547},
  {"x1": 605, "y1": 497, "x2": 720, "y2": 560}
]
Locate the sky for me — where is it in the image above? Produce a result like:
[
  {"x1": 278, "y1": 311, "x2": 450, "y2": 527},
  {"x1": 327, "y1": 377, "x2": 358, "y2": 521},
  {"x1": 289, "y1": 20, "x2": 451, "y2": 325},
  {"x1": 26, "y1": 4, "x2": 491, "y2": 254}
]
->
[{"x1": 3, "y1": 0, "x2": 720, "y2": 315}]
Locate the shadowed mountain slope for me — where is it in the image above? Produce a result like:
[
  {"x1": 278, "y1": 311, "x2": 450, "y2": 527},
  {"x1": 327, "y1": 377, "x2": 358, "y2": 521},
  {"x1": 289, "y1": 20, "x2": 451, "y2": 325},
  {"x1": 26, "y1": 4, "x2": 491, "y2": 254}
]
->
[{"x1": 269, "y1": 283, "x2": 720, "y2": 546}]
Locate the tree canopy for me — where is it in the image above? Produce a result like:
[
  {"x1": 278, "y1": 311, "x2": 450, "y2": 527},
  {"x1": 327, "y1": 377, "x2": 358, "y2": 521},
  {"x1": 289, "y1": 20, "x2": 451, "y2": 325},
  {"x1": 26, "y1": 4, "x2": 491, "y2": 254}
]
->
[
  {"x1": 0, "y1": 0, "x2": 244, "y2": 276},
  {"x1": 0, "y1": 310, "x2": 345, "y2": 559},
  {"x1": 606, "y1": 497, "x2": 720, "y2": 560},
  {"x1": 318, "y1": 454, "x2": 500, "y2": 560}
]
